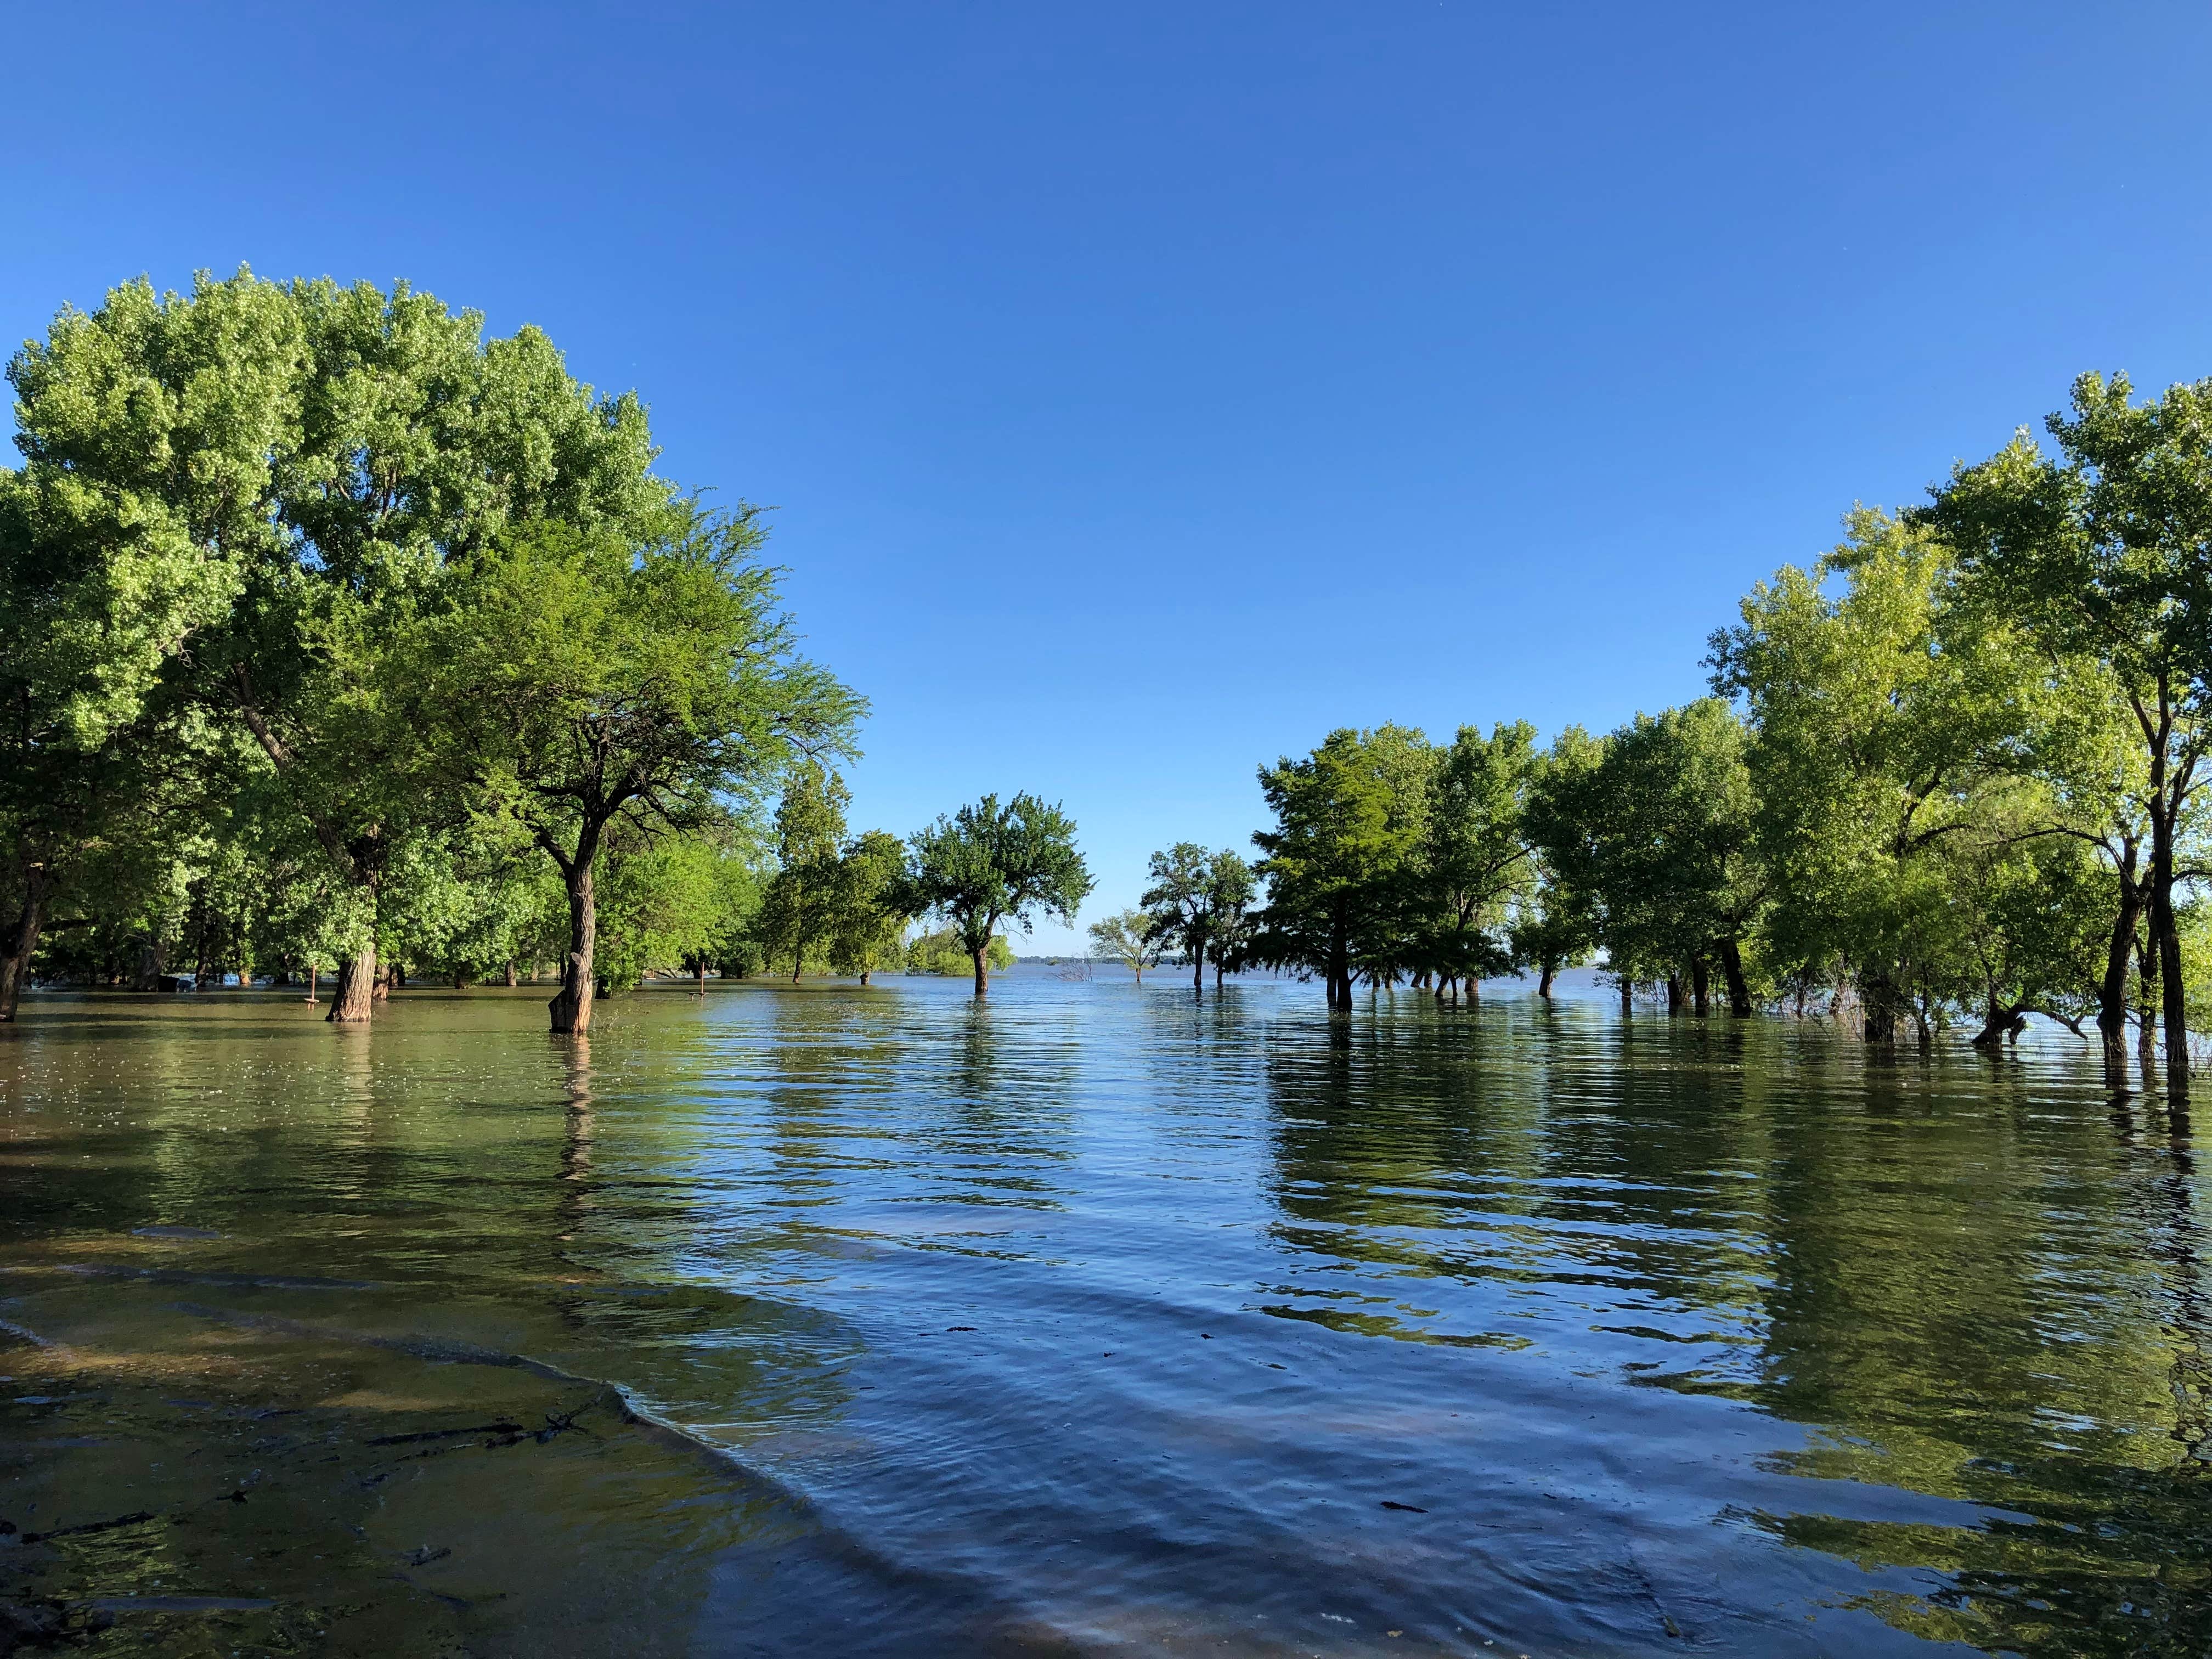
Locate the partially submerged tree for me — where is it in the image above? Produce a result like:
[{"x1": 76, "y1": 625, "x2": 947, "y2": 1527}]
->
[
  {"x1": 1204, "y1": 850, "x2": 1259, "y2": 988},
  {"x1": 907, "y1": 793, "x2": 1092, "y2": 995},
  {"x1": 429, "y1": 506, "x2": 861, "y2": 1032},
  {"x1": 1921, "y1": 373, "x2": 2212, "y2": 1096},
  {"x1": 1249, "y1": 725, "x2": 1430, "y2": 1007},
  {"x1": 757, "y1": 760, "x2": 850, "y2": 982},
  {"x1": 1141, "y1": 843, "x2": 1218, "y2": 992},
  {"x1": 830, "y1": 830, "x2": 916, "y2": 985},
  {"x1": 1087, "y1": 907, "x2": 1164, "y2": 983},
  {"x1": 1408, "y1": 721, "x2": 1538, "y2": 1000},
  {"x1": 2, "y1": 269, "x2": 669, "y2": 1024}
]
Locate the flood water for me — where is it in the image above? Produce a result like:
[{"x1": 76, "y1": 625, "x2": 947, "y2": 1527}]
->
[{"x1": 1, "y1": 968, "x2": 2206, "y2": 1657}]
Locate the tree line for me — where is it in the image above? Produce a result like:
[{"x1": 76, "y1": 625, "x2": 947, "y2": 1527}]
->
[
  {"x1": 1, "y1": 270, "x2": 1090, "y2": 1030},
  {"x1": 1125, "y1": 374, "x2": 2212, "y2": 1101}
]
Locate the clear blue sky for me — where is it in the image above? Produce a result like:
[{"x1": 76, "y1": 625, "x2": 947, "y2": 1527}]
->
[{"x1": 9, "y1": 4, "x2": 2211, "y2": 951}]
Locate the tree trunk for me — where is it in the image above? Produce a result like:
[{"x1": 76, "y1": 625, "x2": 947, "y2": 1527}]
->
[
  {"x1": 2147, "y1": 722, "x2": 2190, "y2": 1100},
  {"x1": 1620, "y1": 975, "x2": 1633, "y2": 1013},
  {"x1": 1538, "y1": 961, "x2": 1556, "y2": 998},
  {"x1": 1666, "y1": 974, "x2": 1683, "y2": 1015},
  {"x1": 1718, "y1": 938, "x2": 1752, "y2": 1017},
  {"x1": 550, "y1": 859, "x2": 597, "y2": 1034},
  {"x1": 1971, "y1": 988, "x2": 2013, "y2": 1051},
  {"x1": 2099, "y1": 875, "x2": 2142, "y2": 1074},
  {"x1": 972, "y1": 944, "x2": 990, "y2": 998},
  {"x1": 305, "y1": 962, "x2": 318, "y2": 1003},
  {"x1": 1690, "y1": 956, "x2": 1711, "y2": 1018},
  {"x1": 328, "y1": 945, "x2": 377, "y2": 1024},
  {"x1": 132, "y1": 936, "x2": 167, "y2": 992},
  {"x1": 0, "y1": 870, "x2": 50, "y2": 1022},
  {"x1": 505, "y1": 959, "x2": 518, "y2": 988},
  {"x1": 696, "y1": 960, "x2": 708, "y2": 992},
  {"x1": 1193, "y1": 946, "x2": 1205, "y2": 994},
  {"x1": 1863, "y1": 967, "x2": 1897, "y2": 1043}
]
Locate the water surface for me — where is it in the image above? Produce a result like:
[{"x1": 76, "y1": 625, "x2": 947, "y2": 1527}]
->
[{"x1": 2, "y1": 970, "x2": 2205, "y2": 1656}]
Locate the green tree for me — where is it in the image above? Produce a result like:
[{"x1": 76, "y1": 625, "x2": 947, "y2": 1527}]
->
[
  {"x1": 1204, "y1": 850, "x2": 1260, "y2": 988},
  {"x1": 1408, "y1": 721, "x2": 1538, "y2": 1001},
  {"x1": 1507, "y1": 867, "x2": 1595, "y2": 998},
  {"x1": 757, "y1": 760, "x2": 850, "y2": 982},
  {"x1": 907, "y1": 927, "x2": 1014, "y2": 977},
  {"x1": 1249, "y1": 724, "x2": 1430, "y2": 1008},
  {"x1": 1920, "y1": 373, "x2": 2212, "y2": 1096},
  {"x1": 2, "y1": 269, "x2": 669, "y2": 1025},
  {"x1": 1526, "y1": 701, "x2": 1764, "y2": 1016},
  {"x1": 1712, "y1": 512, "x2": 2068, "y2": 1038},
  {"x1": 426, "y1": 507, "x2": 861, "y2": 1032},
  {"x1": 907, "y1": 793, "x2": 1092, "y2": 996},
  {"x1": 1140, "y1": 843, "x2": 1217, "y2": 992},
  {"x1": 1087, "y1": 907, "x2": 1164, "y2": 982},
  {"x1": 830, "y1": 830, "x2": 916, "y2": 985}
]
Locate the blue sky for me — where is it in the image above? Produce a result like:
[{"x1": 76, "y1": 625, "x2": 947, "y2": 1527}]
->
[{"x1": 8, "y1": 3, "x2": 2212, "y2": 951}]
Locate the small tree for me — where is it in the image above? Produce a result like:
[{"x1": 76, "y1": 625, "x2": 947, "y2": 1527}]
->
[
  {"x1": 831, "y1": 830, "x2": 916, "y2": 984},
  {"x1": 1088, "y1": 908, "x2": 1164, "y2": 983},
  {"x1": 757, "y1": 760, "x2": 850, "y2": 982},
  {"x1": 907, "y1": 793, "x2": 1092, "y2": 996}
]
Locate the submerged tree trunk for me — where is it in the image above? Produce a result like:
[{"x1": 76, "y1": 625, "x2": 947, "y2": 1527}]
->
[
  {"x1": 1666, "y1": 974, "x2": 1684, "y2": 1015},
  {"x1": 1717, "y1": 939, "x2": 1751, "y2": 1017},
  {"x1": 550, "y1": 860, "x2": 597, "y2": 1034},
  {"x1": 328, "y1": 945, "x2": 377, "y2": 1024},
  {"x1": 0, "y1": 868, "x2": 51, "y2": 1023},
  {"x1": 1537, "y1": 959, "x2": 1556, "y2": 998},
  {"x1": 1971, "y1": 988, "x2": 2026, "y2": 1051},
  {"x1": 2155, "y1": 887, "x2": 2190, "y2": 1104},
  {"x1": 972, "y1": 944, "x2": 990, "y2": 998},
  {"x1": 304, "y1": 962, "x2": 318, "y2": 1003},
  {"x1": 1862, "y1": 966, "x2": 1898, "y2": 1044},
  {"x1": 1690, "y1": 956, "x2": 1711, "y2": 1018},
  {"x1": 132, "y1": 935, "x2": 168, "y2": 992},
  {"x1": 696, "y1": 960, "x2": 708, "y2": 992},
  {"x1": 2148, "y1": 724, "x2": 2191, "y2": 1102},
  {"x1": 1619, "y1": 975, "x2": 1633, "y2": 1014},
  {"x1": 2099, "y1": 869, "x2": 2143, "y2": 1077}
]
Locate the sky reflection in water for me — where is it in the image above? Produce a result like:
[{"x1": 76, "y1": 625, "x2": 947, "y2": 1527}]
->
[{"x1": 0, "y1": 968, "x2": 2205, "y2": 1657}]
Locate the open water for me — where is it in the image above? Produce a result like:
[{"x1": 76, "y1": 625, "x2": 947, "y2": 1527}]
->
[{"x1": 0, "y1": 968, "x2": 2205, "y2": 1657}]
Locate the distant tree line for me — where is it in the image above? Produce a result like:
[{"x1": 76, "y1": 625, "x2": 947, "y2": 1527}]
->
[
  {"x1": 1138, "y1": 374, "x2": 2212, "y2": 1101},
  {"x1": 0, "y1": 271, "x2": 1089, "y2": 1030}
]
